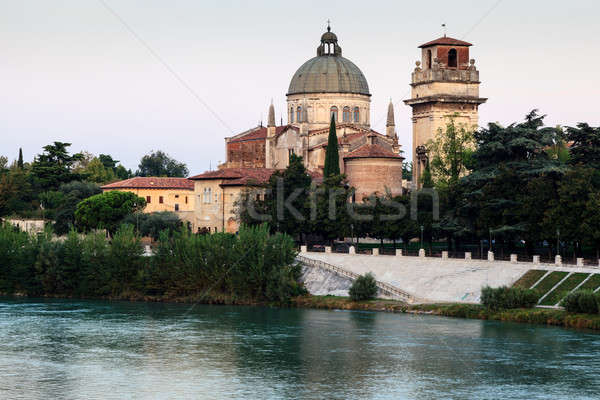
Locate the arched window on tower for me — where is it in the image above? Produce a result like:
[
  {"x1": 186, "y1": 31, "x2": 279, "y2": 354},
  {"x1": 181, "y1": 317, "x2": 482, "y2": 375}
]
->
[
  {"x1": 330, "y1": 106, "x2": 338, "y2": 122},
  {"x1": 353, "y1": 107, "x2": 360, "y2": 122},
  {"x1": 427, "y1": 49, "x2": 432, "y2": 69},
  {"x1": 297, "y1": 106, "x2": 302, "y2": 122},
  {"x1": 448, "y1": 48, "x2": 457, "y2": 68},
  {"x1": 343, "y1": 107, "x2": 350, "y2": 122},
  {"x1": 290, "y1": 107, "x2": 294, "y2": 123}
]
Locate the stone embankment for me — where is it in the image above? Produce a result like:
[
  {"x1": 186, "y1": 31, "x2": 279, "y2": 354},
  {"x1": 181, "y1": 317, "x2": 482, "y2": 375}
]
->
[{"x1": 299, "y1": 248, "x2": 600, "y2": 304}]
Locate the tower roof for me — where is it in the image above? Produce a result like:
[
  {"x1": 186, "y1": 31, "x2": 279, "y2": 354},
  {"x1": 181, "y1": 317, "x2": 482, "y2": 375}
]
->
[
  {"x1": 418, "y1": 36, "x2": 472, "y2": 48},
  {"x1": 267, "y1": 101, "x2": 275, "y2": 127},
  {"x1": 386, "y1": 100, "x2": 395, "y2": 127}
]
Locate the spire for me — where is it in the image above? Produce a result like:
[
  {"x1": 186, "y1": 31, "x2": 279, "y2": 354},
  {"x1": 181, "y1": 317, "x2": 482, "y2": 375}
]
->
[
  {"x1": 386, "y1": 100, "x2": 395, "y2": 127},
  {"x1": 267, "y1": 100, "x2": 275, "y2": 127}
]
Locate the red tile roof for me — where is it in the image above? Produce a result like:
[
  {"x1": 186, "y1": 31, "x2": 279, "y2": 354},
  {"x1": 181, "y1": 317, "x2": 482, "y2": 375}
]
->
[
  {"x1": 419, "y1": 36, "x2": 472, "y2": 48},
  {"x1": 189, "y1": 168, "x2": 276, "y2": 186},
  {"x1": 101, "y1": 177, "x2": 194, "y2": 190},
  {"x1": 344, "y1": 144, "x2": 403, "y2": 160},
  {"x1": 228, "y1": 125, "x2": 296, "y2": 143}
]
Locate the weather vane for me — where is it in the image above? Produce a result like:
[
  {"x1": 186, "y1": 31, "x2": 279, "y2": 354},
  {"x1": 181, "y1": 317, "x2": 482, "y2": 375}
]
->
[
  {"x1": 327, "y1": 19, "x2": 331, "y2": 32},
  {"x1": 442, "y1": 23, "x2": 447, "y2": 37}
]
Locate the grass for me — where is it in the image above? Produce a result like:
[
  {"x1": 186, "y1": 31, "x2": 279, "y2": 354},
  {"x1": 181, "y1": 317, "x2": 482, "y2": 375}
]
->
[
  {"x1": 292, "y1": 296, "x2": 600, "y2": 332},
  {"x1": 513, "y1": 270, "x2": 548, "y2": 288},
  {"x1": 578, "y1": 274, "x2": 600, "y2": 291},
  {"x1": 533, "y1": 271, "x2": 569, "y2": 296},
  {"x1": 539, "y1": 273, "x2": 589, "y2": 306}
]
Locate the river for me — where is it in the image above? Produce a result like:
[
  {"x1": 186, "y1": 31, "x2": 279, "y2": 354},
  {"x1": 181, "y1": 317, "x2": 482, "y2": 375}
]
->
[{"x1": 1, "y1": 298, "x2": 598, "y2": 399}]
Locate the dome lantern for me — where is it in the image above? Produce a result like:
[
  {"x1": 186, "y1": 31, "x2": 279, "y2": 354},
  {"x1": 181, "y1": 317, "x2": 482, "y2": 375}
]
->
[{"x1": 317, "y1": 22, "x2": 342, "y2": 56}]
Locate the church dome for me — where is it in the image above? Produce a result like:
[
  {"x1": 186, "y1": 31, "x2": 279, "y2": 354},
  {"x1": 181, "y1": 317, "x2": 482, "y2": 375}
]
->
[{"x1": 287, "y1": 27, "x2": 370, "y2": 96}]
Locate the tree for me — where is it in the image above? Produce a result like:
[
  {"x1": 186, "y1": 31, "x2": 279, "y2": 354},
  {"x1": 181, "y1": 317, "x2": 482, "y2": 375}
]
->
[
  {"x1": 75, "y1": 191, "x2": 145, "y2": 234},
  {"x1": 137, "y1": 150, "x2": 188, "y2": 177},
  {"x1": 31, "y1": 142, "x2": 83, "y2": 192},
  {"x1": 402, "y1": 161, "x2": 412, "y2": 181},
  {"x1": 323, "y1": 115, "x2": 340, "y2": 178},
  {"x1": 52, "y1": 181, "x2": 102, "y2": 235},
  {"x1": 17, "y1": 148, "x2": 23, "y2": 169},
  {"x1": 0, "y1": 165, "x2": 34, "y2": 216},
  {"x1": 455, "y1": 110, "x2": 567, "y2": 249},
  {"x1": 122, "y1": 211, "x2": 182, "y2": 240},
  {"x1": 309, "y1": 175, "x2": 352, "y2": 245},
  {"x1": 427, "y1": 114, "x2": 475, "y2": 188},
  {"x1": 82, "y1": 158, "x2": 117, "y2": 184},
  {"x1": 349, "y1": 273, "x2": 378, "y2": 301},
  {"x1": 566, "y1": 123, "x2": 600, "y2": 168}
]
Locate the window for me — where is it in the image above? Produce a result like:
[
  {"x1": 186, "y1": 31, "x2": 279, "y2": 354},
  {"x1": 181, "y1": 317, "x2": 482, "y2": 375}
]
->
[
  {"x1": 214, "y1": 193, "x2": 218, "y2": 203},
  {"x1": 146, "y1": 196, "x2": 151, "y2": 204},
  {"x1": 330, "y1": 106, "x2": 338, "y2": 122},
  {"x1": 343, "y1": 107, "x2": 350, "y2": 122},
  {"x1": 427, "y1": 49, "x2": 432, "y2": 69},
  {"x1": 203, "y1": 188, "x2": 212, "y2": 204},
  {"x1": 185, "y1": 196, "x2": 188, "y2": 204},
  {"x1": 159, "y1": 196, "x2": 164, "y2": 204},
  {"x1": 175, "y1": 195, "x2": 179, "y2": 198},
  {"x1": 448, "y1": 48, "x2": 457, "y2": 68},
  {"x1": 296, "y1": 106, "x2": 302, "y2": 122},
  {"x1": 290, "y1": 107, "x2": 294, "y2": 123},
  {"x1": 288, "y1": 148, "x2": 295, "y2": 161},
  {"x1": 174, "y1": 204, "x2": 179, "y2": 211},
  {"x1": 353, "y1": 107, "x2": 360, "y2": 122}
]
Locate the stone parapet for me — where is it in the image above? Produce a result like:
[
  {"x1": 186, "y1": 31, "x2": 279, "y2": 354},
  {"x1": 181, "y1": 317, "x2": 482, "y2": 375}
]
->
[{"x1": 411, "y1": 68, "x2": 479, "y2": 85}]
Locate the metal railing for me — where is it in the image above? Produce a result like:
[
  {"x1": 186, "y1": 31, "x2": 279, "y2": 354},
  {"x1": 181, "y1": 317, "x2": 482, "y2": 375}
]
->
[{"x1": 296, "y1": 255, "x2": 420, "y2": 303}]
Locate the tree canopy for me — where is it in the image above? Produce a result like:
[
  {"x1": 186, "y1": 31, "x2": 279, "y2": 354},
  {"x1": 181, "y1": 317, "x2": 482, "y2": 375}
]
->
[
  {"x1": 137, "y1": 150, "x2": 188, "y2": 177},
  {"x1": 75, "y1": 191, "x2": 146, "y2": 234}
]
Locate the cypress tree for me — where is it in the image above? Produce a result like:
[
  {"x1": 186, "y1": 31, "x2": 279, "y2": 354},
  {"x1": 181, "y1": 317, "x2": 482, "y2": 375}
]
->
[
  {"x1": 323, "y1": 115, "x2": 340, "y2": 177},
  {"x1": 421, "y1": 161, "x2": 434, "y2": 188},
  {"x1": 17, "y1": 148, "x2": 23, "y2": 169}
]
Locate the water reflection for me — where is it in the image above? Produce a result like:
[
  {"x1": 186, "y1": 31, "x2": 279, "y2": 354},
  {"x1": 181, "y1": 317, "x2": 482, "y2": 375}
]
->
[{"x1": 1, "y1": 298, "x2": 599, "y2": 399}]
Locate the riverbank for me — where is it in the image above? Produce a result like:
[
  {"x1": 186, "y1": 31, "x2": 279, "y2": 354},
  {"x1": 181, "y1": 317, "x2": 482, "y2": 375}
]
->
[
  {"x1": 3, "y1": 291, "x2": 600, "y2": 332},
  {"x1": 292, "y1": 295, "x2": 600, "y2": 331}
]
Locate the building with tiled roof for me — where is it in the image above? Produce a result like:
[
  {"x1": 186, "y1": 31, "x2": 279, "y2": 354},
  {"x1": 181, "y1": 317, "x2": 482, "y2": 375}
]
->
[{"x1": 101, "y1": 177, "x2": 195, "y2": 225}]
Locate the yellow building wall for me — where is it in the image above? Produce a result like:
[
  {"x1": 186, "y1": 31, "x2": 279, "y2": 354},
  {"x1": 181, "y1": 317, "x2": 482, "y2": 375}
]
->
[{"x1": 102, "y1": 188, "x2": 195, "y2": 225}]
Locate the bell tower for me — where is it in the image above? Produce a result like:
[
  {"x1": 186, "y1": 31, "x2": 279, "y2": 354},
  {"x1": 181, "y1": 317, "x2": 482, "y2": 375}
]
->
[{"x1": 404, "y1": 35, "x2": 486, "y2": 186}]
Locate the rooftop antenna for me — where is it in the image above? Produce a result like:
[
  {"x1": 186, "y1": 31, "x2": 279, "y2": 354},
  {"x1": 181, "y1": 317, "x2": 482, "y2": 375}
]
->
[{"x1": 442, "y1": 23, "x2": 447, "y2": 37}]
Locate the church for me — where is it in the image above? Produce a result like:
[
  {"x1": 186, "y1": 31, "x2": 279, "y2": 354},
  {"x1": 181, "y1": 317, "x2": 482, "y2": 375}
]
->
[{"x1": 189, "y1": 25, "x2": 485, "y2": 233}]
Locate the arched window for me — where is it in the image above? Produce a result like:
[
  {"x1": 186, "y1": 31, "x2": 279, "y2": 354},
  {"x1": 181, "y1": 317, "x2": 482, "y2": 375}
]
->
[
  {"x1": 330, "y1": 106, "x2": 338, "y2": 122},
  {"x1": 427, "y1": 49, "x2": 432, "y2": 69},
  {"x1": 290, "y1": 107, "x2": 294, "y2": 123},
  {"x1": 297, "y1": 106, "x2": 302, "y2": 122},
  {"x1": 448, "y1": 48, "x2": 457, "y2": 68},
  {"x1": 353, "y1": 107, "x2": 360, "y2": 122},
  {"x1": 343, "y1": 107, "x2": 350, "y2": 122}
]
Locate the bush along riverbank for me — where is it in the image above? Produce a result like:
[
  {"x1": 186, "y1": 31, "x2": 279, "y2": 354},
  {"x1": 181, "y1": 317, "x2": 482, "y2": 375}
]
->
[{"x1": 0, "y1": 223, "x2": 304, "y2": 304}]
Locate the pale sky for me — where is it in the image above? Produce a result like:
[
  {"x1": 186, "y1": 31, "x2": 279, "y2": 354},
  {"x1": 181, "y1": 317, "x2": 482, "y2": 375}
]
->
[{"x1": 1, "y1": 0, "x2": 599, "y2": 174}]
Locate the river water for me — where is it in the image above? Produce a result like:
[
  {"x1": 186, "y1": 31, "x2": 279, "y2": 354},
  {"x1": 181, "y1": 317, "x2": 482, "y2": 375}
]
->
[{"x1": 0, "y1": 298, "x2": 599, "y2": 399}]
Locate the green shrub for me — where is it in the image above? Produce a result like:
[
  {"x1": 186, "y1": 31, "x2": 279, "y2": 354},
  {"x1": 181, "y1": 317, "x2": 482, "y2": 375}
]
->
[
  {"x1": 481, "y1": 286, "x2": 540, "y2": 310},
  {"x1": 560, "y1": 290, "x2": 599, "y2": 314},
  {"x1": 349, "y1": 273, "x2": 378, "y2": 301}
]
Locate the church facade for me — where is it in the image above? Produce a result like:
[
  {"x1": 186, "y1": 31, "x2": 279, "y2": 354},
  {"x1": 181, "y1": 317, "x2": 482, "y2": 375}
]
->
[{"x1": 189, "y1": 26, "x2": 485, "y2": 233}]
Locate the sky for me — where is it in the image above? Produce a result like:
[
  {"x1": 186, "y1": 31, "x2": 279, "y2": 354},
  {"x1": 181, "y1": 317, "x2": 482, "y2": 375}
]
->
[{"x1": 1, "y1": 0, "x2": 599, "y2": 174}]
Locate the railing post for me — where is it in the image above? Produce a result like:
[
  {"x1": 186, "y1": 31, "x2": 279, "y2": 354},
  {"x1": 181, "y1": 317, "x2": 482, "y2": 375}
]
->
[
  {"x1": 577, "y1": 258, "x2": 584, "y2": 267},
  {"x1": 419, "y1": 249, "x2": 425, "y2": 258},
  {"x1": 555, "y1": 255, "x2": 562, "y2": 266},
  {"x1": 300, "y1": 245, "x2": 307, "y2": 253},
  {"x1": 396, "y1": 249, "x2": 403, "y2": 257},
  {"x1": 510, "y1": 254, "x2": 518, "y2": 264},
  {"x1": 441, "y1": 251, "x2": 448, "y2": 260},
  {"x1": 372, "y1": 248, "x2": 379, "y2": 256},
  {"x1": 325, "y1": 246, "x2": 331, "y2": 253},
  {"x1": 465, "y1": 252, "x2": 471, "y2": 260},
  {"x1": 349, "y1": 246, "x2": 355, "y2": 254},
  {"x1": 533, "y1": 255, "x2": 540, "y2": 265},
  {"x1": 487, "y1": 251, "x2": 494, "y2": 262}
]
